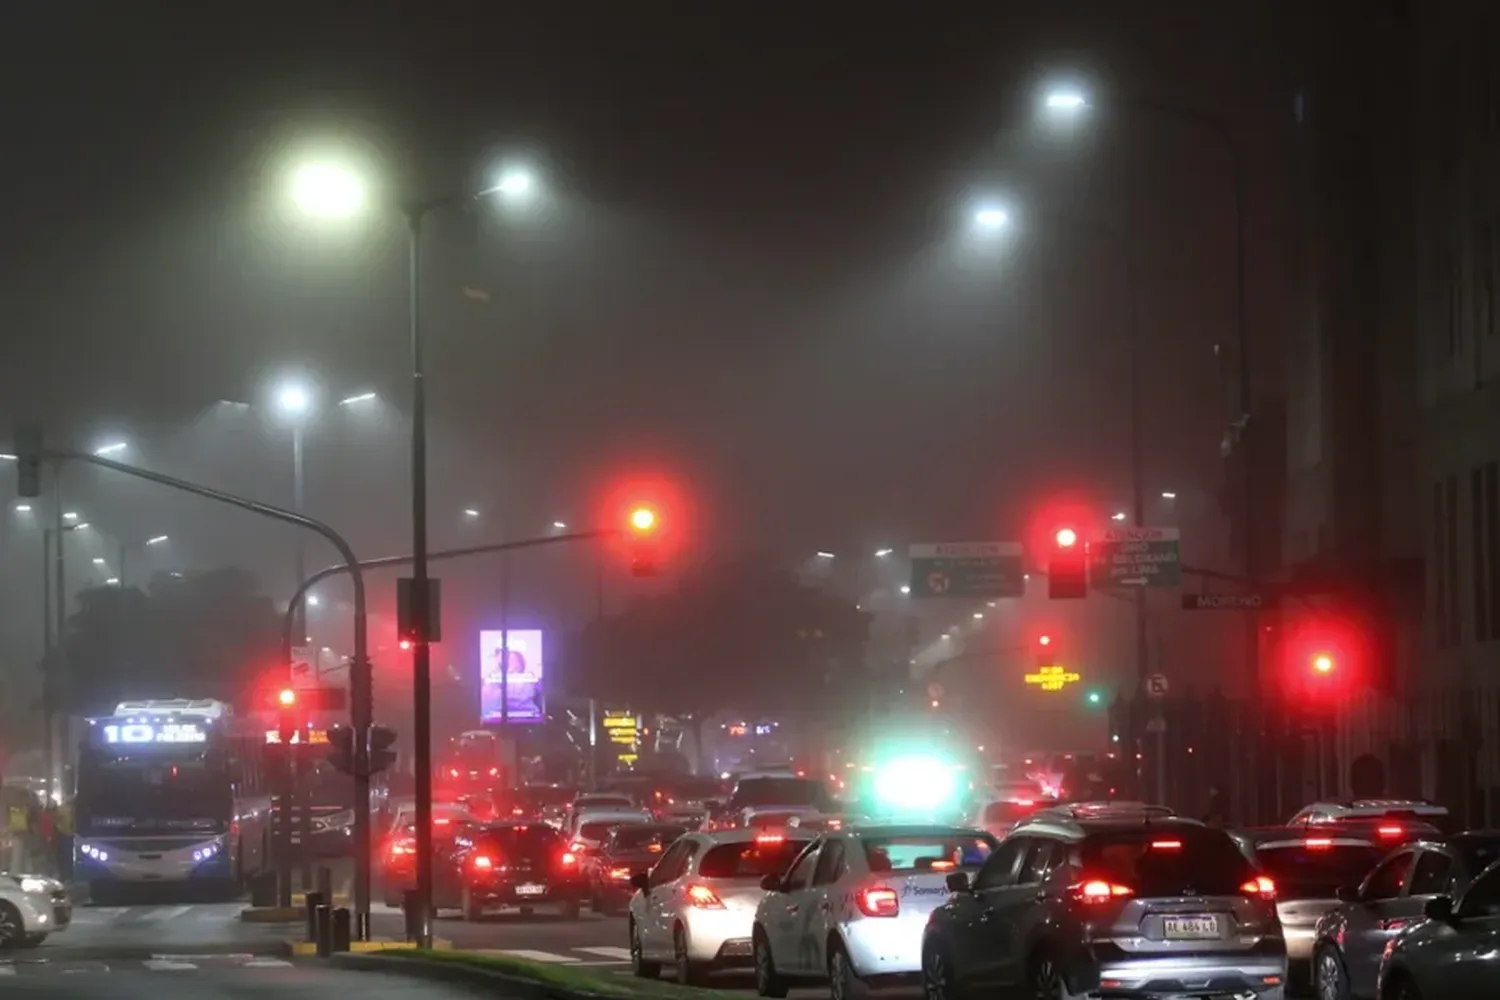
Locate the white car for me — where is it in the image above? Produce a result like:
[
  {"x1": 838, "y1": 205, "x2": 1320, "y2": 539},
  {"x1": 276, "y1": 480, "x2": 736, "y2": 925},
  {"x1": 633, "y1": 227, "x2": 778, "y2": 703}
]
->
[
  {"x1": 750, "y1": 824, "x2": 997, "y2": 1000},
  {"x1": 628, "y1": 829, "x2": 817, "y2": 984},
  {"x1": 0, "y1": 872, "x2": 70, "y2": 948}
]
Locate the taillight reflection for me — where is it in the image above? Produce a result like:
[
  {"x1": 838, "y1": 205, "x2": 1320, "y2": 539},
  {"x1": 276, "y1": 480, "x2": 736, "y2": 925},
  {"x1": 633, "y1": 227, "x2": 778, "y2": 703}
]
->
[
  {"x1": 685, "y1": 884, "x2": 725, "y2": 909},
  {"x1": 1241, "y1": 875, "x2": 1277, "y2": 899},
  {"x1": 1071, "y1": 879, "x2": 1133, "y2": 903},
  {"x1": 855, "y1": 886, "x2": 900, "y2": 917}
]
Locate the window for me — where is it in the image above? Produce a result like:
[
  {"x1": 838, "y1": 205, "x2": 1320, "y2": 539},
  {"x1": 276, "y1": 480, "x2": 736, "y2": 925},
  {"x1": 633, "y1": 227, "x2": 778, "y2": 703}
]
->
[
  {"x1": 648, "y1": 841, "x2": 692, "y2": 887},
  {"x1": 1460, "y1": 863, "x2": 1500, "y2": 917},
  {"x1": 781, "y1": 842, "x2": 821, "y2": 891},
  {"x1": 974, "y1": 838, "x2": 1028, "y2": 891},
  {"x1": 811, "y1": 841, "x2": 845, "y2": 886},
  {"x1": 1080, "y1": 829, "x2": 1256, "y2": 896},
  {"x1": 1252, "y1": 843, "x2": 1383, "y2": 898},
  {"x1": 699, "y1": 837, "x2": 813, "y2": 880},
  {"x1": 1409, "y1": 851, "x2": 1455, "y2": 896},
  {"x1": 860, "y1": 834, "x2": 995, "y2": 873},
  {"x1": 1361, "y1": 852, "x2": 1414, "y2": 900},
  {"x1": 1017, "y1": 839, "x2": 1065, "y2": 885}
]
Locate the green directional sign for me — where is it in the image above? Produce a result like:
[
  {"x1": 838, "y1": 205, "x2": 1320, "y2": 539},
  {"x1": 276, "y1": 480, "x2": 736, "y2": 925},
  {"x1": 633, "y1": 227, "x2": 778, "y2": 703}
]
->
[
  {"x1": 908, "y1": 542, "x2": 1025, "y2": 599},
  {"x1": 1092, "y1": 527, "x2": 1181, "y2": 588}
]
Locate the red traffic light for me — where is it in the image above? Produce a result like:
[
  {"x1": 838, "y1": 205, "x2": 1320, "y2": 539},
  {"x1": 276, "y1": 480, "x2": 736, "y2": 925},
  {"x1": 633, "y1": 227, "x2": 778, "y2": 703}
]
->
[
  {"x1": 628, "y1": 506, "x2": 658, "y2": 533},
  {"x1": 277, "y1": 688, "x2": 296, "y2": 707},
  {"x1": 398, "y1": 639, "x2": 412, "y2": 652},
  {"x1": 1311, "y1": 652, "x2": 1335, "y2": 674},
  {"x1": 1038, "y1": 634, "x2": 1052, "y2": 647},
  {"x1": 1055, "y1": 528, "x2": 1078, "y2": 548}
]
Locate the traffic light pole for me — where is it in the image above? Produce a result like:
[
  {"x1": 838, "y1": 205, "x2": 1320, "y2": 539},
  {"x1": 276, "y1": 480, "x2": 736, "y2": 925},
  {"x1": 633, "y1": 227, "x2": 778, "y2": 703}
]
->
[{"x1": 34, "y1": 450, "x2": 372, "y2": 931}]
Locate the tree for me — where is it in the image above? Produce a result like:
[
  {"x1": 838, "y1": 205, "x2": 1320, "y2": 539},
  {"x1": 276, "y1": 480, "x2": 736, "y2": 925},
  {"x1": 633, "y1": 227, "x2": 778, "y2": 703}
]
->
[
  {"x1": 560, "y1": 554, "x2": 871, "y2": 720},
  {"x1": 50, "y1": 567, "x2": 281, "y2": 716}
]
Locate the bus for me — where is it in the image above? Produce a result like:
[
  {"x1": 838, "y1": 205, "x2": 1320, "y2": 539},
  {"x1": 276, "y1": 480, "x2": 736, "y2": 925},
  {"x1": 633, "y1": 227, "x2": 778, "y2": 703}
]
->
[{"x1": 73, "y1": 699, "x2": 273, "y2": 902}]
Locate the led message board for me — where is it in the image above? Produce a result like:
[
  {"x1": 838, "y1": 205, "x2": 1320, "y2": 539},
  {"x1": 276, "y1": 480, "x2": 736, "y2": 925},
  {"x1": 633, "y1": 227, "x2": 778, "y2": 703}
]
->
[{"x1": 99, "y1": 721, "x2": 208, "y2": 745}]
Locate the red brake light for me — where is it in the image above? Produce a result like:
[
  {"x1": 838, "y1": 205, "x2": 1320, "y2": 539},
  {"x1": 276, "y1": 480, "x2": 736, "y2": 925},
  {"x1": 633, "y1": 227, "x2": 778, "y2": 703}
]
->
[
  {"x1": 435, "y1": 818, "x2": 450, "y2": 826},
  {"x1": 855, "y1": 886, "x2": 900, "y2": 917},
  {"x1": 685, "y1": 884, "x2": 724, "y2": 909},
  {"x1": 1013, "y1": 799, "x2": 1034, "y2": 807},
  {"x1": 1241, "y1": 875, "x2": 1276, "y2": 899},
  {"x1": 929, "y1": 860, "x2": 956, "y2": 871},
  {"x1": 1071, "y1": 879, "x2": 1133, "y2": 903},
  {"x1": 560, "y1": 852, "x2": 578, "y2": 866},
  {"x1": 472, "y1": 855, "x2": 493, "y2": 869},
  {"x1": 756, "y1": 835, "x2": 785, "y2": 845},
  {"x1": 1150, "y1": 840, "x2": 1182, "y2": 850},
  {"x1": 389, "y1": 839, "x2": 414, "y2": 856},
  {"x1": 1305, "y1": 838, "x2": 1333, "y2": 849},
  {"x1": 1378, "y1": 825, "x2": 1403, "y2": 838}
]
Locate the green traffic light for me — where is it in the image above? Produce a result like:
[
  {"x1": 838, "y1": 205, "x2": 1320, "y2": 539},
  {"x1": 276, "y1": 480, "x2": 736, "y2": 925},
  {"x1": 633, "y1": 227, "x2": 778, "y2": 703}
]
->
[{"x1": 1086, "y1": 690, "x2": 1103, "y2": 705}]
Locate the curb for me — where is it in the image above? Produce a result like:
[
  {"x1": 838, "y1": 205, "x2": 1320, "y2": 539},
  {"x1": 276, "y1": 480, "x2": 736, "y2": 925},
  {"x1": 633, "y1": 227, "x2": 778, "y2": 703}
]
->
[
  {"x1": 239, "y1": 907, "x2": 304, "y2": 923},
  {"x1": 284, "y1": 938, "x2": 451, "y2": 957},
  {"x1": 326, "y1": 952, "x2": 608, "y2": 1000}
]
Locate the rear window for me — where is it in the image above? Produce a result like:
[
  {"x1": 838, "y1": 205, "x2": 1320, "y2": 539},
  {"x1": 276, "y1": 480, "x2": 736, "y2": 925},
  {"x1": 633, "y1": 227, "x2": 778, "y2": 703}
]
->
[
  {"x1": 1082, "y1": 829, "x2": 1256, "y2": 896},
  {"x1": 1252, "y1": 843, "x2": 1383, "y2": 898},
  {"x1": 983, "y1": 801, "x2": 1040, "y2": 825},
  {"x1": 611, "y1": 825, "x2": 686, "y2": 851},
  {"x1": 699, "y1": 838, "x2": 811, "y2": 879},
  {"x1": 580, "y1": 819, "x2": 643, "y2": 841},
  {"x1": 1455, "y1": 836, "x2": 1500, "y2": 876},
  {"x1": 863, "y1": 834, "x2": 995, "y2": 873},
  {"x1": 748, "y1": 812, "x2": 800, "y2": 828},
  {"x1": 478, "y1": 825, "x2": 562, "y2": 859},
  {"x1": 577, "y1": 795, "x2": 634, "y2": 810}
]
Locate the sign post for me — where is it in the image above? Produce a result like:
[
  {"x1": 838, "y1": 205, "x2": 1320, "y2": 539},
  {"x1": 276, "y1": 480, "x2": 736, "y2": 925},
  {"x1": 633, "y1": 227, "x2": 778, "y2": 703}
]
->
[
  {"x1": 908, "y1": 542, "x2": 1025, "y2": 599},
  {"x1": 1092, "y1": 527, "x2": 1181, "y2": 588},
  {"x1": 1142, "y1": 673, "x2": 1168, "y2": 806}
]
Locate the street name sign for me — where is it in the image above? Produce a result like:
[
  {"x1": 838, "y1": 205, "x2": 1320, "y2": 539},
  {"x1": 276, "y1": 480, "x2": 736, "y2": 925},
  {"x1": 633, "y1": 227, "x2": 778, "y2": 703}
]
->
[
  {"x1": 908, "y1": 542, "x2": 1025, "y2": 599},
  {"x1": 1180, "y1": 592, "x2": 1281, "y2": 610},
  {"x1": 1092, "y1": 527, "x2": 1181, "y2": 588}
]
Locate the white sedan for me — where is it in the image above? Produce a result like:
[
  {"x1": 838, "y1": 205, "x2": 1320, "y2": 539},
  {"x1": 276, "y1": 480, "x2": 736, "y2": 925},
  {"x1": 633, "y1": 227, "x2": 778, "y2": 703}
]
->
[
  {"x1": 0, "y1": 872, "x2": 70, "y2": 948},
  {"x1": 751, "y1": 825, "x2": 996, "y2": 1000}
]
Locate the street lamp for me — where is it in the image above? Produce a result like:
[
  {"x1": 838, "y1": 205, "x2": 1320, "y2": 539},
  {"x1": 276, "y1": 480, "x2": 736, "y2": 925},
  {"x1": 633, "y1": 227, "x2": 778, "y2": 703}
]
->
[
  {"x1": 973, "y1": 206, "x2": 1011, "y2": 231},
  {"x1": 874, "y1": 548, "x2": 894, "y2": 558},
  {"x1": 463, "y1": 508, "x2": 481, "y2": 519},
  {"x1": 339, "y1": 392, "x2": 377, "y2": 406},
  {"x1": 815, "y1": 551, "x2": 835, "y2": 560},
  {"x1": 290, "y1": 162, "x2": 366, "y2": 220},
  {"x1": 14, "y1": 503, "x2": 31, "y2": 513},
  {"x1": 552, "y1": 520, "x2": 567, "y2": 530},
  {"x1": 94, "y1": 442, "x2": 127, "y2": 457},
  {"x1": 146, "y1": 535, "x2": 169, "y2": 546}
]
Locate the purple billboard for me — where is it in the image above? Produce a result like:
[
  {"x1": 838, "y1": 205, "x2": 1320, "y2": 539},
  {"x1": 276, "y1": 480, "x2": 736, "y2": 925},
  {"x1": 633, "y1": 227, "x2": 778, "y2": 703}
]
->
[{"x1": 479, "y1": 629, "x2": 544, "y2": 724}]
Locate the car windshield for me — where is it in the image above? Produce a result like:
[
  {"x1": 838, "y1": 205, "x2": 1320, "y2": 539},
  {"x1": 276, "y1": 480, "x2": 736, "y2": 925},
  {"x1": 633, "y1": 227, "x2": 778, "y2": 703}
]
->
[
  {"x1": 1083, "y1": 828, "x2": 1256, "y2": 896},
  {"x1": 862, "y1": 833, "x2": 995, "y2": 872},
  {"x1": 1251, "y1": 842, "x2": 1383, "y2": 898},
  {"x1": 611, "y1": 825, "x2": 686, "y2": 851},
  {"x1": 730, "y1": 778, "x2": 827, "y2": 809},
  {"x1": 698, "y1": 838, "x2": 810, "y2": 879}
]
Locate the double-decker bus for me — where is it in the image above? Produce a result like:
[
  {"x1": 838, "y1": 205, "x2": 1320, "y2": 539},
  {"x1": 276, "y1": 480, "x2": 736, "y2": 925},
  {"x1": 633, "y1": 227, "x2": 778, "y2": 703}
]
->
[{"x1": 73, "y1": 699, "x2": 272, "y2": 902}]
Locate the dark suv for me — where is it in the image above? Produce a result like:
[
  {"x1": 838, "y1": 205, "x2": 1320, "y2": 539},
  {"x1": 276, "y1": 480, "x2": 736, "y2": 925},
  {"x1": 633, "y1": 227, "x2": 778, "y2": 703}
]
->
[{"x1": 922, "y1": 803, "x2": 1287, "y2": 999}]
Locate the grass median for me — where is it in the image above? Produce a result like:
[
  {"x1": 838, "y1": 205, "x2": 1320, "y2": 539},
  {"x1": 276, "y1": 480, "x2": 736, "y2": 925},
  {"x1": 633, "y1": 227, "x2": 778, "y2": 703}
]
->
[{"x1": 379, "y1": 948, "x2": 742, "y2": 997}]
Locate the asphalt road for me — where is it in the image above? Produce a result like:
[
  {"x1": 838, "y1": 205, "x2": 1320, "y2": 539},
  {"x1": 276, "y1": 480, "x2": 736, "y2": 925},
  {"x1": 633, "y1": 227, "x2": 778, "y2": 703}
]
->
[{"x1": 0, "y1": 956, "x2": 500, "y2": 998}]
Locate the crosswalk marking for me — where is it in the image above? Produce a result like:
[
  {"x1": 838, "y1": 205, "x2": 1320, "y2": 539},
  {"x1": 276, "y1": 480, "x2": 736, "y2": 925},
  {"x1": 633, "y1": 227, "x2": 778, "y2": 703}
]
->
[
  {"x1": 143, "y1": 960, "x2": 197, "y2": 970},
  {"x1": 482, "y1": 949, "x2": 580, "y2": 963},
  {"x1": 0, "y1": 966, "x2": 14, "y2": 975},
  {"x1": 577, "y1": 946, "x2": 632, "y2": 960}
]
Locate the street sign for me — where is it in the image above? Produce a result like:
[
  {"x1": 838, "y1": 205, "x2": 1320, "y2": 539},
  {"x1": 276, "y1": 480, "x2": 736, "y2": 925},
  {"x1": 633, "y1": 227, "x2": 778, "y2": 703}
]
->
[
  {"x1": 1092, "y1": 527, "x2": 1181, "y2": 588},
  {"x1": 1181, "y1": 592, "x2": 1280, "y2": 610},
  {"x1": 1145, "y1": 673, "x2": 1169, "y2": 698},
  {"x1": 908, "y1": 542, "x2": 1025, "y2": 599},
  {"x1": 1024, "y1": 665, "x2": 1081, "y2": 691}
]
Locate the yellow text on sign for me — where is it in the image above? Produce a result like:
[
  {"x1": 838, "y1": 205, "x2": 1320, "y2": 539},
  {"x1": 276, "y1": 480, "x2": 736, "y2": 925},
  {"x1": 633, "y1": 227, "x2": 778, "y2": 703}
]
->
[{"x1": 1024, "y1": 665, "x2": 1081, "y2": 691}]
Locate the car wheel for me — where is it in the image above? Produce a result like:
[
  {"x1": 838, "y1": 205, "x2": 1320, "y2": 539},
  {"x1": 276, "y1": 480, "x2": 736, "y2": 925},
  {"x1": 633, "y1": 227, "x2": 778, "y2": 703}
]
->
[
  {"x1": 1028, "y1": 950, "x2": 1078, "y2": 1000},
  {"x1": 1389, "y1": 975, "x2": 1424, "y2": 1000},
  {"x1": 630, "y1": 919, "x2": 661, "y2": 979},
  {"x1": 674, "y1": 925, "x2": 709, "y2": 985},
  {"x1": 922, "y1": 942, "x2": 960, "y2": 1000},
  {"x1": 753, "y1": 928, "x2": 789, "y2": 998},
  {"x1": 0, "y1": 903, "x2": 23, "y2": 950},
  {"x1": 828, "y1": 939, "x2": 864, "y2": 1000},
  {"x1": 19, "y1": 934, "x2": 46, "y2": 948},
  {"x1": 1315, "y1": 946, "x2": 1351, "y2": 1000}
]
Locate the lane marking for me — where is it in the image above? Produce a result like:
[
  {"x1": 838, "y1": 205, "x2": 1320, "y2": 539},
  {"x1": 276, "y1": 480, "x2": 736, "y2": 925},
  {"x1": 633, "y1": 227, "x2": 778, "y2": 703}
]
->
[
  {"x1": 242, "y1": 958, "x2": 294, "y2": 968},
  {"x1": 157, "y1": 906, "x2": 194, "y2": 921},
  {"x1": 577, "y1": 947, "x2": 633, "y2": 960},
  {"x1": 144, "y1": 960, "x2": 198, "y2": 970},
  {"x1": 0, "y1": 966, "x2": 14, "y2": 976},
  {"x1": 480, "y1": 949, "x2": 579, "y2": 963}
]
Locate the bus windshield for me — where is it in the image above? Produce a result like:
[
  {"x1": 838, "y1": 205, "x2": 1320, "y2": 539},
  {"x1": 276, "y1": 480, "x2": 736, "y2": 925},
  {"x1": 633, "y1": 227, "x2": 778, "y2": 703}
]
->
[{"x1": 79, "y1": 757, "x2": 230, "y2": 832}]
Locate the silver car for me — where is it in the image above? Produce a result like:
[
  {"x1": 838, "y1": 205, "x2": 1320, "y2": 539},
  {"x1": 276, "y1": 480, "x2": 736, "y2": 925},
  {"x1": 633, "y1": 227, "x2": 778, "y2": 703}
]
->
[
  {"x1": 1377, "y1": 858, "x2": 1500, "y2": 997},
  {"x1": 752, "y1": 825, "x2": 998, "y2": 1000},
  {"x1": 628, "y1": 828, "x2": 816, "y2": 985}
]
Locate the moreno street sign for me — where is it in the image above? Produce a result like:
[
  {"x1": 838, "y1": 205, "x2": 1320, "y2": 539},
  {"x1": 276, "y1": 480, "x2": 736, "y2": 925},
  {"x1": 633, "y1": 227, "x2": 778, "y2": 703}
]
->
[
  {"x1": 1092, "y1": 527, "x2": 1181, "y2": 589},
  {"x1": 1181, "y1": 592, "x2": 1281, "y2": 610},
  {"x1": 908, "y1": 542, "x2": 1025, "y2": 599}
]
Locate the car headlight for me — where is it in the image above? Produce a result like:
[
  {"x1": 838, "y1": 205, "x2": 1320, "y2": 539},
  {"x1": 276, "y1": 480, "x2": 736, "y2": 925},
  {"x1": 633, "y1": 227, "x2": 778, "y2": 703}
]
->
[{"x1": 20, "y1": 877, "x2": 57, "y2": 894}]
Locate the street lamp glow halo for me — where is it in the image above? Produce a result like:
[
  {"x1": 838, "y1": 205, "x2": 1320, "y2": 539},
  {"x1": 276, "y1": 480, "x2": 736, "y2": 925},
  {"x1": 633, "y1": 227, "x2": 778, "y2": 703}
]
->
[{"x1": 291, "y1": 161, "x2": 367, "y2": 219}]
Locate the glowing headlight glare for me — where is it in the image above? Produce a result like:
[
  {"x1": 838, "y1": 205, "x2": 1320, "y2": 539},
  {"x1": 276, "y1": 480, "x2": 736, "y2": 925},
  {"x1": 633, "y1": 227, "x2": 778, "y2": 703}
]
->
[
  {"x1": 873, "y1": 755, "x2": 957, "y2": 810},
  {"x1": 20, "y1": 877, "x2": 50, "y2": 893}
]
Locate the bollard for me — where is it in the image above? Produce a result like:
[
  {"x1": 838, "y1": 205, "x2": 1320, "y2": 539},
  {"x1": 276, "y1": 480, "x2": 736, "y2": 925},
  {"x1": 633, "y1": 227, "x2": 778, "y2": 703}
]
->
[
  {"x1": 250, "y1": 871, "x2": 277, "y2": 908},
  {"x1": 401, "y1": 888, "x2": 420, "y2": 942},
  {"x1": 317, "y1": 865, "x2": 333, "y2": 903},
  {"x1": 304, "y1": 891, "x2": 325, "y2": 942},
  {"x1": 315, "y1": 903, "x2": 333, "y2": 958},
  {"x1": 331, "y1": 907, "x2": 352, "y2": 952}
]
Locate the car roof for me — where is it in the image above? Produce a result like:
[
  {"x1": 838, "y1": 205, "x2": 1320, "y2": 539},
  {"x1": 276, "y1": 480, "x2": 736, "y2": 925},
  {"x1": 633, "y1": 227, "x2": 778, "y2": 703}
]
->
[
  {"x1": 838, "y1": 824, "x2": 991, "y2": 840},
  {"x1": 576, "y1": 808, "x2": 652, "y2": 820},
  {"x1": 701, "y1": 827, "x2": 819, "y2": 846},
  {"x1": 1235, "y1": 827, "x2": 1381, "y2": 848}
]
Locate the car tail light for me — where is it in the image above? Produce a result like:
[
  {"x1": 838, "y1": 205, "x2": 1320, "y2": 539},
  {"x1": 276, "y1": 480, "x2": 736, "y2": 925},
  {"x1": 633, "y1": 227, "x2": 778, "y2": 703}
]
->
[
  {"x1": 472, "y1": 855, "x2": 494, "y2": 870},
  {"x1": 1378, "y1": 825, "x2": 1403, "y2": 839},
  {"x1": 756, "y1": 835, "x2": 784, "y2": 845},
  {"x1": 1013, "y1": 799, "x2": 1034, "y2": 807},
  {"x1": 929, "y1": 860, "x2": 956, "y2": 871},
  {"x1": 1241, "y1": 875, "x2": 1276, "y2": 899},
  {"x1": 388, "y1": 840, "x2": 414, "y2": 857},
  {"x1": 435, "y1": 818, "x2": 450, "y2": 827},
  {"x1": 1070, "y1": 879, "x2": 1134, "y2": 903},
  {"x1": 685, "y1": 884, "x2": 725, "y2": 909},
  {"x1": 609, "y1": 866, "x2": 632, "y2": 880},
  {"x1": 1305, "y1": 838, "x2": 1333, "y2": 849},
  {"x1": 1150, "y1": 840, "x2": 1182, "y2": 850},
  {"x1": 560, "y1": 851, "x2": 578, "y2": 866},
  {"x1": 855, "y1": 886, "x2": 900, "y2": 917}
]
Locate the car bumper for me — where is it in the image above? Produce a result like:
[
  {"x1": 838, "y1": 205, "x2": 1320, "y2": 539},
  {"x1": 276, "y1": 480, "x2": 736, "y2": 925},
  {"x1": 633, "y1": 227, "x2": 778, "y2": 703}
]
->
[
  {"x1": 468, "y1": 881, "x2": 586, "y2": 907},
  {"x1": 841, "y1": 915, "x2": 929, "y2": 977},
  {"x1": 16, "y1": 893, "x2": 66, "y2": 935},
  {"x1": 1281, "y1": 923, "x2": 1317, "y2": 961},
  {"x1": 1077, "y1": 944, "x2": 1287, "y2": 998},
  {"x1": 682, "y1": 908, "x2": 758, "y2": 964}
]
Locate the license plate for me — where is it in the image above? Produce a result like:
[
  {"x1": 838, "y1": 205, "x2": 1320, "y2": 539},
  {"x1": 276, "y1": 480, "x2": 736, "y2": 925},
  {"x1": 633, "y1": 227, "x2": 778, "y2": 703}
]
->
[
  {"x1": 1163, "y1": 915, "x2": 1220, "y2": 939},
  {"x1": 515, "y1": 884, "x2": 547, "y2": 897}
]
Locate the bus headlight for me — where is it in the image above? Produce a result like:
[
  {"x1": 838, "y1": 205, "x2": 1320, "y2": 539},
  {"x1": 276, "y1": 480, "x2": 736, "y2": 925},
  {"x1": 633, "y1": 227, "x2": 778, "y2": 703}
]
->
[
  {"x1": 79, "y1": 843, "x2": 110, "y2": 862},
  {"x1": 192, "y1": 841, "x2": 222, "y2": 862}
]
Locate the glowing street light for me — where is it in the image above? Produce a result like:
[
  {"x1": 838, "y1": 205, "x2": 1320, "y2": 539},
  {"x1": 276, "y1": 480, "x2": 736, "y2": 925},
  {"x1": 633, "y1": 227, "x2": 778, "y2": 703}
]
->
[
  {"x1": 463, "y1": 508, "x2": 481, "y2": 519},
  {"x1": 0, "y1": 453, "x2": 15, "y2": 461},
  {"x1": 1111, "y1": 511, "x2": 1127, "y2": 521},
  {"x1": 94, "y1": 442, "x2": 127, "y2": 457},
  {"x1": 815, "y1": 551, "x2": 835, "y2": 560},
  {"x1": 13, "y1": 503, "x2": 31, "y2": 513},
  {"x1": 92, "y1": 558, "x2": 106, "y2": 566},
  {"x1": 972, "y1": 612, "x2": 984, "y2": 620},
  {"x1": 874, "y1": 548, "x2": 894, "y2": 558},
  {"x1": 552, "y1": 520, "x2": 567, "y2": 530},
  {"x1": 276, "y1": 383, "x2": 313, "y2": 417},
  {"x1": 493, "y1": 169, "x2": 535, "y2": 201},
  {"x1": 290, "y1": 162, "x2": 366, "y2": 220},
  {"x1": 973, "y1": 206, "x2": 1011, "y2": 231},
  {"x1": 63, "y1": 512, "x2": 79, "y2": 522},
  {"x1": 146, "y1": 535, "x2": 169, "y2": 546},
  {"x1": 630, "y1": 507, "x2": 657, "y2": 532},
  {"x1": 339, "y1": 392, "x2": 377, "y2": 406},
  {"x1": 1043, "y1": 89, "x2": 1089, "y2": 114},
  {"x1": 1161, "y1": 491, "x2": 1178, "y2": 500},
  {"x1": 899, "y1": 584, "x2": 911, "y2": 595},
  {"x1": 1055, "y1": 527, "x2": 1079, "y2": 548},
  {"x1": 307, "y1": 595, "x2": 321, "y2": 607}
]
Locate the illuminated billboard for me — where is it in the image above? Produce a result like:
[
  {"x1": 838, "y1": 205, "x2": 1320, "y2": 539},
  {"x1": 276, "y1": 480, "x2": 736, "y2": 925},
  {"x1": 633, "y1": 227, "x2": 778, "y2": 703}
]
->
[{"x1": 479, "y1": 629, "x2": 544, "y2": 725}]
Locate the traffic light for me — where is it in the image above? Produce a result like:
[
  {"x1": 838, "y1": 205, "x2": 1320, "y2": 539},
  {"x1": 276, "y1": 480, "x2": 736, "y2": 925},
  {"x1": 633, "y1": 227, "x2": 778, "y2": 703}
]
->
[
  {"x1": 1085, "y1": 689, "x2": 1105, "y2": 707},
  {"x1": 275, "y1": 688, "x2": 297, "y2": 743},
  {"x1": 13, "y1": 425, "x2": 41, "y2": 499},
  {"x1": 1048, "y1": 527, "x2": 1088, "y2": 599},
  {"x1": 277, "y1": 688, "x2": 296, "y2": 707},
  {"x1": 367, "y1": 725, "x2": 398, "y2": 774},
  {"x1": 627, "y1": 504, "x2": 660, "y2": 577},
  {"x1": 328, "y1": 724, "x2": 357, "y2": 775},
  {"x1": 1036, "y1": 633, "x2": 1057, "y2": 666}
]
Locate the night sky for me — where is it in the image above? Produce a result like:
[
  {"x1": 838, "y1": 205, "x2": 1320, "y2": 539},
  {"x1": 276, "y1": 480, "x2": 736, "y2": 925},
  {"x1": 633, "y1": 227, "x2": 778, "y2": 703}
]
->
[{"x1": 1, "y1": 2, "x2": 1295, "y2": 703}]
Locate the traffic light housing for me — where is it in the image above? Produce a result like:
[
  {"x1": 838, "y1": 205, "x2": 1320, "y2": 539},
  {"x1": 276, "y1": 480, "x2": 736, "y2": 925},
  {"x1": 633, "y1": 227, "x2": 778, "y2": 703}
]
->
[
  {"x1": 13, "y1": 424, "x2": 41, "y2": 499},
  {"x1": 328, "y1": 724, "x2": 357, "y2": 775},
  {"x1": 1048, "y1": 527, "x2": 1088, "y2": 599},
  {"x1": 1036, "y1": 634, "x2": 1057, "y2": 667},
  {"x1": 276, "y1": 689, "x2": 297, "y2": 744},
  {"x1": 627, "y1": 505, "x2": 660, "y2": 577},
  {"x1": 367, "y1": 725, "x2": 398, "y2": 774}
]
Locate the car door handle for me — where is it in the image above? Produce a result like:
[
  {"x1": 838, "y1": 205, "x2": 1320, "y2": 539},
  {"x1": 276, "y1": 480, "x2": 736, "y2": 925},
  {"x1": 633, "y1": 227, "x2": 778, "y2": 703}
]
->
[{"x1": 787, "y1": 905, "x2": 800, "y2": 914}]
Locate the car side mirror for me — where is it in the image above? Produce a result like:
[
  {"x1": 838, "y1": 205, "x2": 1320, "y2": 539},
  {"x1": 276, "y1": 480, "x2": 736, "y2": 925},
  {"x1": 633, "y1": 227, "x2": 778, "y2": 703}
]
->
[
  {"x1": 945, "y1": 871, "x2": 971, "y2": 893},
  {"x1": 759, "y1": 874, "x2": 782, "y2": 892},
  {"x1": 1335, "y1": 885, "x2": 1360, "y2": 903},
  {"x1": 1423, "y1": 895, "x2": 1454, "y2": 922},
  {"x1": 629, "y1": 873, "x2": 650, "y2": 892}
]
